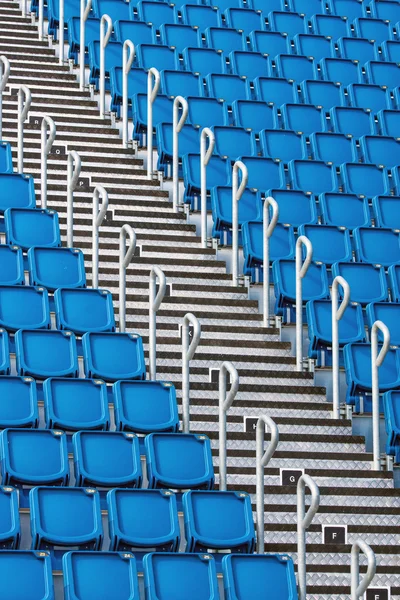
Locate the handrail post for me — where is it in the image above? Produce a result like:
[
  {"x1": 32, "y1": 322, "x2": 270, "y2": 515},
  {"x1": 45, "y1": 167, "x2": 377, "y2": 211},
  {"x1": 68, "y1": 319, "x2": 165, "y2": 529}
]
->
[
  {"x1": 17, "y1": 85, "x2": 32, "y2": 174},
  {"x1": 92, "y1": 184, "x2": 109, "y2": 287},
  {"x1": 147, "y1": 67, "x2": 160, "y2": 180},
  {"x1": 21, "y1": 0, "x2": 26, "y2": 18},
  {"x1": 371, "y1": 320, "x2": 390, "y2": 471},
  {"x1": 181, "y1": 313, "x2": 201, "y2": 433},
  {"x1": 296, "y1": 236, "x2": 313, "y2": 372},
  {"x1": 99, "y1": 14, "x2": 113, "y2": 119},
  {"x1": 67, "y1": 151, "x2": 82, "y2": 247},
  {"x1": 38, "y1": 0, "x2": 44, "y2": 40},
  {"x1": 79, "y1": 0, "x2": 92, "y2": 86},
  {"x1": 172, "y1": 95, "x2": 188, "y2": 212},
  {"x1": 256, "y1": 415, "x2": 279, "y2": 553},
  {"x1": 263, "y1": 196, "x2": 279, "y2": 327},
  {"x1": 119, "y1": 224, "x2": 136, "y2": 333},
  {"x1": 331, "y1": 275, "x2": 350, "y2": 420},
  {"x1": 351, "y1": 540, "x2": 376, "y2": 600},
  {"x1": 0, "y1": 56, "x2": 10, "y2": 140},
  {"x1": 149, "y1": 266, "x2": 166, "y2": 380},
  {"x1": 232, "y1": 160, "x2": 248, "y2": 287},
  {"x1": 219, "y1": 362, "x2": 239, "y2": 491},
  {"x1": 297, "y1": 474, "x2": 320, "y2": 600},
  {"x1": 59, "y1": 0, "x2": 65, "y2": 63},
  {"x1": 41, "y1": 116, "x2": 56, "y2": 209},
  {"x1": 200, "y1": 127, "x2": 215, "y2": 248},
  {"x1": 122, "y1": 40, "x2": 135, "y2": 148}
]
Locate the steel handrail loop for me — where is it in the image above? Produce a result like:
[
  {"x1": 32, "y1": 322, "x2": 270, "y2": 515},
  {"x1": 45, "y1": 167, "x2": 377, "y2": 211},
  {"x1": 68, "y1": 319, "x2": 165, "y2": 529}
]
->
[
  {"x1": 219, "y1": 361, "x2": 239, "y2": 492},
  {"x1": 122, "y1": 40, "x2": 135, "y2": 148},
  {"x1": 200, "y1": 127, "x2": 215, "y2": 248},
  {"x1": 232, "y1": 160, "x2": 248, "y2": 287},
  {"x1": 119, "y1": 224, "x2": 136, "y2": 333},
  {"x1": 147, "y1": 67, "x2": 160, "y2": 179},
  {"x1": 92, "y1": 184, "x2": 109, "y2": 289},
  {"x1": 100, "y1": 14, "x2": 113, "y2": 119},
  {"x1": 351, "y1": 540, "x2": 376, "y2": 600},
  {"x1": 149, "y1": 265, "x2": 166, "y2": 380},
  {"x1": 17, "y1": 85, "x2": 32, "y2": 174},
  {"x1": 0, "y1": 56, "x2": 10, "y2": 139},
  {"x1": 331, "y1": 275, "x2": 350, "y2": 420},
  {"x1": 67, "y1": 151, "x2": 82, "y2": 247},
  {"x1": 297, "y1": 474, "x2": 320, "y2": 600},
  {"x1": 41, "y1": 116, "x2": 56, "y2": 209},
  {"x1": 181, "y1": 312, "x2": 201, "y2": 433},
  {"x1": 371, "y1": 319, "x2": 390, "y2": 471},
  {"x1": 172, "y1": 95, "x2": 189, "y2": 212},
  {"x1": 295, "y1": 235, "x2": 313, "y2": 371},
  {"x1": 263, "y1": 196, "x2": 279, "y2": 327},
  {"x1": 79, "y1": 0, "x2": 93, "y2": 86},
  {"x1": 256, "y1": 415, "x2": 279, "y2": 553}
]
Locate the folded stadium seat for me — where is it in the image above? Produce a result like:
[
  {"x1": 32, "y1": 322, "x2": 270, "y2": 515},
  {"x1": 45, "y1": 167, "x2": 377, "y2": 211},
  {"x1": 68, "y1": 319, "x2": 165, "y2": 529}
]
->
[
  {"x1": 88, "y1": 41, "x2": 124, "y2": 90},
  {"x1": 223, "y1": 554, "x2": 297, "y2": 600},
  {"x1": 224, "y1": 8, "x2": 266, "y2": 34},
  {"x1": 109, "y1": 67, "x2": 147, "y2": 116},
  {"x1": 67, "y1": 17, "x2": 101, "y2": 64},
  {"x1": 377, "y1": 109, "x2": 400, "y2": 137},
  {"x1": 346, "y1": 83, "x2": 392, "y2": 113},
  {"x1": 311, "y1": 13, "x2": 350, "y2": 40},
  {"x1": 183, "y1": 47, "x2": 226, "y2": 76},
  {"x1": 160, "y1": 23, "x2": 200, "y2": 54},
  {"x1": 131, "y1": 93, "x2": 173, "y2": 142},
  {"x1": 1, "y1": 428, "x2": 69, "y2": 486},
  {"x1": 267, "y1": 11, "x2": 306, "y2": 38},
  {"x1": 0, "y1": 551, "x2": 54, "y2": 600},
  {"x1": 15, "y1": 329, "x2": 79, "y2": 379},
  {"x1": 373, "y1": 195, "x2": 400, "y2": 229},
  {"x1": 289, "y1": 160, "x2": 338, "y2": 195},
  {"x1": 298, "y1": 224, "x2": 353, "y2": 265},
  {"x1": 382, "y1": 40, "x2": 400, "y2": 63},
  {"x1": 320, "y1": 192, "x2": 370, "y2": 229},
  {"x1": 353, "y1": 226, "x2": 400, "y2": 266},
  {"x1": 135, "y1": 0, "x2": 177, "y2": 28},
  {"x1": 300, "y1": 80, "x2": 344, "y2": 112},
  {"x1": 294, "y1": 34, "x2": 334, "y2": 63},
  {"x1": 73, "y1": 430, "x2": 142, "y2": 487},
  {"x1": 383, "y1": 390, "x2": 400, "y2": 462},
  {"x1": 320, "y1": 57, "x2": 362, "y2": 86},
  {"x1": 272, "y1": 259, "x2": 330, "y2": 319},
  {"x1": 0, "y1": 142, "x2": 12, "y2": 174},
  {"x1": 144, "y1": 553, "x2": 219, "y2": 600},
  {"x1": 0, "y1": 486, "x2": 20, "y2": 548},
  {"x1": 212, "y1": 126, "x2": 255, "y2": 160},
  {"x1": 370, "y1": 0, "x2": 400, "y2": 21},
  {"x1": 275, "y1": 54, "x2": 318, "y2": 82},
  {"x1": 232, "y1": 100, "x2": 275, "y2": 131},
  {"x1": 267, "y1": 189, "x2": 319, "y2": 227},
  {"x1": 92, "y1": 0, "x2": 131, "y2": 21},
  {"x1": 0, "y1": 173, "x2": 35, "y2": 212},
  {"x1": 113, "y1": 380, "x2": 179, "y2": 433},
  {"x1": 4, "y1": 208, "x2": 60, "y2": 251},
  {"x1": 182, "y1": 154, "x2": 231, "y2": 208},
  {"x1": 309, "y1": 132, "x2": 356, "y2": 163},
  {"x1": 360, "y1": 135, "x2": 400, "y2": 170},
  {"x1": 0, "y1": 286, "x2": 50, "y2": 332},
  {"x1": 291, "y1": 0, "x2": 326, "y2": 17},
  {"x1": 328, "y1": 0, "x2": 366, "y2": 21},
  {"x1": 0, "y1": 376, "x2": 38, "y2": 428},
  {"x1": 0, "y1": 245, "x2": 24, "y2": 286},
  {"x1": 43, "y1": 377, "x2": 109, "y2": 431},
  {"x1": 240, "y1": 157, "x2": 285, "y2": 192},
  {"x1": 390, "y1": 264, "x2": 400, "y2": 301},
  {"x1": 136, "y1": 44, "x2": 178, "y2": 71},
  {"x1": 30, "y1": 486, "x2": 103, "y2": 551},
  {"x1": 187, "y1": 97, "x2": 228, "y2": 129},
  {"x1": 48, "y1": 0, "x2": 81, "y2": 38},
  {"x1": 253, "y1": 76, "x2": 296, "y2": 106},
  {"x1": 344, "y1": 342, "x2": 400, "y2": 410},
  {"x1": 229, "y1": 51, "x2": 270, "y2": 80},
  {"x1": 205, "y1": 27, "x2": 246, "y2": 53},
  {"x1": 353, "y1": 17, "x2": 392, "y2": 45},
  {"x1": 145, "y1": 432, "x2": 214, "y2": 489},
  {"x1": 180, "y1": 4, "x2": 220, "y2": 29},
  {"x1": 242, "y1": 222, "x2": 296, "y2": 277},
  {"x1": 307, "y1": 299, "x2": 365, "y2": 363},
  {"x1": 332, "y1": 261, "x2": 388, "y2": 304},
  {"x1": 365, "y1": 61, "x2": 400, "y2": 89},
  {"x1": 206, "y1": 74, "x2": 250, "y2": 104},
  {"x1": 249, "y1": 30, "x2": 289, "y2": 57},
  {"x1": 259, "y1": 129, "x2": 306, "y2": 162},
  {"x1": 107, "y1": 488, "x2": 180, "y2": 551},
  {"x1": 54, "y1": 288, "x2": 115, "y2": 335},
  {"x1": 211, "y1": 187, "x2": 263, "y2": 242},
  {"x1": 337, "y1": 36, "x2": 378, "y2": 64},
  {"x1": 82, "y1": 332, "x2": 145, "y2": 381},
  {"x1": 342, "y1": 163, "x2": 390, "y2": 197},
  {"x1": 367, "y1": 302, "x2": 400, "y2": 346},
  {"x1": 157, "y1": 123, "x2": 200, "y2": 176},
  {"x1": 28, "y1": 247, "x2": 86, "y2": 291},
  {"x1": 330, "y1": 106, "x2": 374, "y2": 137},
  {"x1": 0, "y1": 329, "x2": 9, "y2": 375},
  {"x1": 280, "y1": 104, "x2": 326, "y2": 135},
  {"x1": 113, "y1": 19, "x2": 153, "y2": 45}
]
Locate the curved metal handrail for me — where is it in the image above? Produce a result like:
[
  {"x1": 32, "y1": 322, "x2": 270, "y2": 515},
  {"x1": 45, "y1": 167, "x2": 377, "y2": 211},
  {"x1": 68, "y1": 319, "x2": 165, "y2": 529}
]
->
[
  {"x1": 147, "y1": 67, "x2": 160, "y2": 179},
  {"x1": 295, "y1": 235, "x2": 313, "y2": 372},
  {"x1": 371, "y1": 319, "x2": 390, "y2": 471},
  {"x1": 172, "y1": 95, "x2": 189, "y2": 212},
  {"x1": 219, "y1": 361, "x2": 239, "y2": 491},
  {"x1": 122, "y1": 40, "x2": 135, "y2": 148},
  {"x1": 351, "y1": 539, "x2": 376, "y2": 600},
  {"x1": 232, "y1": 160, "x2": 248, "y2": 287},
  {"x1": 297, "y1": 474, "x2": 320, "y2": 600},
  {"x1": 200, "y1": 127, "x2": 215, "y2": 248},
  {"x1": 92, "y1": 184, "x2": 109, "y2": 288},
  {"x1": 256, "y1": 415, "x2": 279, "y2": 553},
  {"x1": 41, "y1": 116, "x2": 56, "y2": 209},
  {"x1": 17, "y1": 85, "x2": 32, "y2": 174},
  {"x1": 331, "y1": 275, "x2": 351, "y2": 419},
  {"x1": 181, "y1": 312, "x2": 201, "y2": 432},
  {"x1": 67, "y1": 151, "x2": 82, "y2": 247},
  {"x1": 263, "y1": 196, "x2": 279, "y2": 327},
  {"x1": 99, "y1": 14, "x2": 113, "y2": 118},
  {"x1": 149, "y1": 265, "x2": 167, "y2": 380},
  {"x1": 0, "y1": 56, "x2": 10, "y2": 139},
  {"x1": 119, "y1": 224, "x2": 136, "y2": 332}
]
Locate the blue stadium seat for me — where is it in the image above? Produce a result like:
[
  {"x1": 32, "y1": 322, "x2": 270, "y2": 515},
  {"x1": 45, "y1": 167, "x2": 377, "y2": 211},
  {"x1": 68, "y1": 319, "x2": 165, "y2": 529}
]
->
[
  {"x1": 30, "y1": 486, "x2": 103, "y2": 551},
  {"x1": 107, "y1": 488, "x2": 180, "y2": 551},
  {"x1": 0, "y1": 329, "x2": 9, "y2": 375},
  {"x1": 183, "y1": 47, "x2": 226, "y2": 75},
  {"x1": 259, "y1": 129, "x2": 305, "y2": 162},
  {"x1": 242, "y1": 222, "x2": 296, "y2": 277},
  {"x1": 381, "y1": 40, "x2": 400, "y2": 63},
  {"x1": 207, "y1": 73, "x2": 250, "y2": 104},
  {"x1": 232, "y1": 100, "x2": 274, "y2": 131},
  {"x1": 114, "y1": 19, "x2": 153, "y2": 45},
  {"x1": 267, "y1": 189, "x2": 318, "y2": 227},
  {"x1": 211, "y1": 187, "x2": 263, "y2": 240},
  {"x1": 0, "y1": 143, "x2": 12, "y2": 174},
  {"x1": 347, "y1": 83, "x2": 391, "y2": 112},
  {"x1": 67, "y1": 17, "x2": 100, "y2": 64},
  {"x1": 353, "y1": 226, "x2": 400, "y2": 266},
  {"x1": 131, "y1": 94, "x2": 173, "y2": 142},
  {"x1": 383, "y1": 390, "x2": 400, "y2": 462},
  {"x1": 4, "y1": 208, "x2": 61, "y2": 250},
  {"x1": 328, "y1": 0, "x2": 366, "y2": 20},
  {"x1": 330, "y1": 106, "x2": 374, "y2": 137},
  {"x1": 298, "y1": 224, "x2": 352, "y2": 265},
  {"x1": 338, "y1": 36, "x2": 377, "y2": 64},
  {"x1": 136, "y1": 44, "x2": 177, "y2": 71},
  {"x1": 222, "y1": 554, "x2": 297, "y2": 600},
  {"x1": 289, "y1": 160, "x2": 338, "y2": 194},
  {"x1": 367, "y1": 302, "x2": 400, "y2": 346},
  {"x1": 145, "y1": 432, "x2": 214, "y2": 490},
  {"x1": 82, "y1": 332, "x2": 145, "y2": 381},
  {"x1": 212, "y1": 126, "x2": 255, "y2": 160},
  {"x1": 0, "y1": 486, "x2": 20, "y2": 548},
  {"x1": 212, "y1": 0, "x2": 247, "y2": 10},
  {"x1": 268, "y1": 11, "x2": 306, "y2": 38},
  {"x1": 160, "y1": 23, "x2": 200, "y2": 53},
  {"x1": 43, "y1": 378, "x2": 110, "y2": 431},
  {"x1": 225, "y1": 7, "x2": 265, "y2": 33},
  {"x1": 136, "y1": 0, "x2": 177, "y2": 28},
  {"x1": 187, "y1": 97, "x2": 228, "y2": 129},
  {"x1": 378, "y1": 109, "x2": 400, "y2": 137},
  {"x1": 92, "y1": 0, "x2": 130, "y2": 21},
  {"x1": 157, "y1": 123, "x2": 200, "y2": 175},
  {"x1": 370, "y1": 0, "x2": 400, "y2": 22},
  {"x1": 311, "y1": 13, "x2": 350, "y2": 39},
  {"x1": 0, "y1": 286, "x2": 50, "y2": 332},
  {"x1": 73, "y1": 430, "x2": 142, "y2": 487},
  {"x1": 0, "y1": 245, "x2": 24, "y2": 286},
  {"x1": 252, "y1": 0, "x2": 283, "y2": 10},
  {"x1": 320, "y1": 57, "x2": 362, "y2": 86},
  {"x1": 366, "y1": 61, "x2": 400, "y2": 89},
  {"x1": 254, "y1": 76, "x2": 295, "y2": 106},
  {"x1": 342, "y1": 163, "x2": 390, "y2": 196},
  {"x1": 353, "y1": 17, "x2": 392, "y2": 45},
  {"x1": 143, "y1": 553, "x2": 219, "y2": 600},
  {"x1": 241, "y1": 157, "x2": 285, "y2": 192},
  {"x1": 294, "y1": 34, "x2": 334, "y2": 63},
  {"x1": 291, "y1": 0, "x2": 326, "y2": 17},
  {"x1": 180, "y1": 4, "x2": 220, "y2": 29},
  {"x1": 183, "y1": 154, "x2": 231, "y2": 208},
  {"x1": 48, "y1": 0, "x2": 80, "y2": 38},
  {"x1": 373, "y1": 195, "x2": 400, "y2": 229},
  {"x1": 300, "y1": 80, "x2": 344, "y2": 112},
  {"x1": 88, "y1": 41, "x2": 124, "y2": 90},
  {"x1": 0, "y1": 376, "x2": 38, "y2": 428},
  {"x1": 54, "y1": 288, "x2": 115, "y2": 335},
  {"x1": 320, "y1": 193, "x2": 370, "y2": 229},
  {"x1": 0, "y1": 174, "x2": 35, "y2": 213},
  {"x1": 309, "y1": 132, "x2": 356, "y2": 163},
  {"x1": 390, "y1": 264, "x2": 400, "y2": 302},
  {"x1": 1, "y1": 428, "x2": 69, "y2": 486},
  {"x1": 0, "y1": 551, "x2": 54, "y2": 599},
  {"x1": 15, "y1": 329, "x2": 78, "y2": 379},
  {"x1": 28, "y1": 247, "x2": 86, "y2": 291},
  {"x1": 360, "y1": 135, "x2": 400, "y2": 169},
  {"x1": 206, "y1": 27, "x2": 246, "y2": 53},
  {"x1": 249, "y1": 30, "x2": 288, "y2": 57},
  {"x1": 113, "y1": 380, "x2": 179, "y2": 433},
  {"x1": 229, "y1": 51, "x2": 270, "y2": 80},
  {"x1": 332, "y1": 261, "x2": 388, "y2": 304},
  {"x1": 281, "y1": 104, "x2": 325, "y2": 134},
  {"x1": 275, "y1": 54, "x2": 317, "y2": 82},
  {"x1": 110, "y1": 67, "x2": 148, "y2": 116}
]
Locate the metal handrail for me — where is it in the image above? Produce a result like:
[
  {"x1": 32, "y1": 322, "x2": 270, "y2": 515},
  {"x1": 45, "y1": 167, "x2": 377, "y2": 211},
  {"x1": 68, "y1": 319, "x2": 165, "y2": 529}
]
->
[
  {"x1": 119, "y1": 224, "x2": 136, "y2": 333},
  {"x1": 79, "y1": 0, "x2": 93, "y2": 85},
  {"x1": 297, "y1": 474, "x2": 320, "y2": 600},
  {"x1": 371, "y1": 319, "x2": 390, "y2": 471},
  {"x1": 67, "y1": 151, "x2": 82, "y2": 247},
  {"x1": 200, "y1": 127, "x2": 215, "y2": 248},
  {"x1": 181, "y1": 312, "x2": 201, "y2": 433},
  {"x1": 17, "y1": 85, "x2": 32, "y2": 174},
  {"x1": 331, "y1": 275, "x2": 350, "y2": 420},
  {"x1": 92, "y1": 184, "x2": 109, "y2": 288},
  {"x1": 21, "y1": 0, "x2": 27, "y2": 18},
  {"x1": 99, "y1": 14, "x2": 113, "y2": 119},
  {"x1": 149, "y1": 265, "x2": 166, "y2": 380},
  {"x1": 172, "y1": 95, "x2": 188, "y2": 212},
  {"x1": 219, "y1": 361, "x2": 239, "y2": 491},
  {"x1": 122, "y1": 40, "x2": 135, "y2": 148},
  {"x1": 296, "y1": 236, "x2": 313, "y2": 372},
  {"x1": 351, "y1": 540, "x2": 376, "y2": 600},
  {"x1": 0, "y1": 56, "x2": 10, "y2": 139},
  {"x1": 59, "y1": 0, "x2": 65, "y2": 63},
  {"x1": 38, "y1": 0, "x2": 44, "y2": 40},
  {"x1": 232, "y1": 160, "x2": 248, "y2": 287},
  {"x1": 263, "y1": 196, "x2": 279, "y2": 327},
  {"x1": 256, "y1": 415, "x2": 279, "y2": 553},
  {"x1": 147, "y1": 67, "x2": 160, "y2": 179},
  {"x1": 41, "y1": 116, "x2": 56, "y2": 209}
]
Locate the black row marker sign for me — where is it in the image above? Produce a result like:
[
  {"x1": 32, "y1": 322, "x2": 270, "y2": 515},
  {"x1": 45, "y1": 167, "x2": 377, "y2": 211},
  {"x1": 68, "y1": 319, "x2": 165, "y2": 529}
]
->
[
  {"x1": 210, "y1": 368, "x2": 231, "y2": 385},
  {"x1": 365, "y1": 588, "x2": 391, "y2": 600},
  {"x1": 322, "y1": 524, "x2": 347, "y2": 545}
]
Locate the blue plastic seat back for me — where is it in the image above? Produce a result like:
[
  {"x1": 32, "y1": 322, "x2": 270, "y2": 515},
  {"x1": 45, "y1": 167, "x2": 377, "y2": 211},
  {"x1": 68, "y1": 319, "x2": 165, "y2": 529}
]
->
[
  {"x1": 382, "y1": 40, "x2": 400, "y2": 63},
  {"x1": 68, "y1": 17, "x2": 101, "y2": 61},
  {"x1": 92, "y1": 0, "x2": 130, "y2": 21},
  {"x1": 321, "y1": 57, "x2": 361, "y2": 86},
  {"x1": 183, "y1": 47, "x2": 226, "y2": 76},
  {"x1": 181, "y1": 4, "x2": 220, "y2": 29},
  {"x1": 307, "y1": 299, "x2": 365, "y2": 348},
  {"x1": 183, "y1": 154, "x2": 231, "y2": 190},
  {"x1": 213, "y1": 126, "x2": 254, "y2": 160},
  {"x1": 63, "y1": 551, "x2": 139, "y2": 600},
  {"x1": 28, "y1": 247, "x2": 86, "y2": 291},
  {"x1": 267, "y1": 189, "x2": 318, "y2": 227},
  {"x1": 212, "y1": 0, "x2": 244, "y2": 10},
  {"x1": 390, "y1": 264, "x2": 400, "y2": 301},
  {"x1": 366, "y1": 61, "x2": 400, "y2": 89},
  {"x1": 378, "y1": 109, "x2": 400, "y2": 137},
  {"x1": 232, "y1": 100, "x2": 274, "y2": 131},
  {"x1": 0, "y1": 286, "x2": 50, "y2": 332},
  {"x1": 329, "y1": 0, "x2": 366, "y2": 20},
  {"x1": 137, "y1": 0, "x2": 176, "y2": 28},
  {"x1": 160, "y1": 23, "x2": 199, "y2": 53},
  {"x1": 301, "y1": 80, "x2": 344, "y2": 112},
  {"x1": 338, "y1": 37, "x2": 377, "y2": 64},
  {"x1": 259, "y1": 129, "x2": 305, "y2": 162},
  {"x1": 0, "y1": 486, "x2": 20, "y2": 547},
  {"x1": 0, "y1": 174, "x2": 35, "y2": 213},
  {"x1": 373, "y1": 195, "x2": 400, "y2": 229},
  {"x1": 211, "y1": 187, "x2": 263, "y2": 232},
  {"x1": 136, "y1": 44, "x2": 177, "y2": 71},
  {"x1": 0, "y1": 376, "x2": 38, "y2": 428},
  {"x1": 361, "y1": 135, "x2": 400, "y2": 170},
  {"x1": 330, "y1": 107, "x2": 373, "y2": 138},
  {"x1": 254, "y1": 77, "x2": 295, "y2": 106},
  {"x1": 298, "y1": 224, "x2": 352, "y2": 264},
  {"x1": 252, "y1": 0, "x2": 283, "y2": 10},
  {"x1": 54, "y1": 288, "x2": 115, "y2": 334},
  {"x1": 249, "y1": 30, "x2": 288, "y2": 57},
  {"x1": 289, "y1": 160, "x2": 337, "y2": 194},
  {"x1": 354, "y1": 17, "x2": 391, "y2": 45},
  {"x1": 332, "y1": 261, "x2": 388, "y2": 304},
  {"x1": 207, "y1": 73, "x2": 249, "y2": 104},
  {"x1": 275, "y1": 54, "x2": 317, "y2": 82},
  {"x1": 114, "y1": 19, "x2": 153, "y2": 44},
  {"x1": 225, "y1": 7, "x2": 265, "y2": 33},
  {"x1": 229, "y1": 51, "x2": 269, "y2": 80},
  {"x1": 0, "y1": 143, "x2": 13, "y2": 174},
  {"x1": 0, "y1": 329, "x2": 9, "y2": 375},
  {"x1": 187, "y1": 97, "x2": 228, "y2": 128},
  {"x1": 320, "y1": 193, "x2": 370, "y2": 229},
  {"x1": 311, "y1": 13, "x2": 350, "y2": 39},
  {"x1": 241, "y1": 157, "x2": 284, "y2": 191},
  {"x1": 88, "y1": 41, "x2": 124, "y2": 78},
  {"x1": 110, "y1": 67, "x2": 148, "y2": 106},
  {"x1": 353, "y1": 226, "x2": 400, "y2": 266},
  {"x1": 344, "y1": 342, "x2": 400, "y2": 391},
  {"x1": 82, "y1": 332, "x2": 145, "y2": 381},
  {"x1": 5, "y1": 208, "x2": 60, "y2": 251},
  {"x1": 15, "y1": 329, "x2": 78, "y2": 379},
  {"x1": 268, "y1": 11, "x2": 306, "y2": 38},
  {"x1": 0, "y1": 245, "x2": 24, "y2": 286},
  {"x1": 206, "y1": 27, "x2": 245, "y2": 53},
  {"x1": 347, "y1": 83, "x2": 391, "y2": 113},
  {"x1": 242, "y1": 222, "x2": 295, "y2": 262},
  {"x1": 310, "y1": 132, "x2": 355, "y2": 163},
  {"x1": 367, "y1": 302, "x2": 400, "y2": 346},
  {"x1": 342, "y1": 163, "x2": 389, "y2": 196},
  {"x1": 291, "y1": 0, "x2": 326, "y2": 17},
  {"x1": 0, "y1": 551, "x2": 54, "y2": 600},
  {"x1": 273, "y1": 259, "x2": 329, "y2": 305},
  {"x1": 370, "y1": 0, "x2": 400, "y2": 23},
  {"x1": 294, "y1": 34, "x2": 333, "y2": 63},
  {"x1": 158, "y1": 124, "x2": 200, "y2": 161},
  {"x1": 281, "y1": 104, "x2": 325, "y2": 135},
  {"x1": 132, "y1": 94, "x2": 173, "y2": 130},
  {"x1": 48, "y1": 0, "x2": 80, "y2": 28}
]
